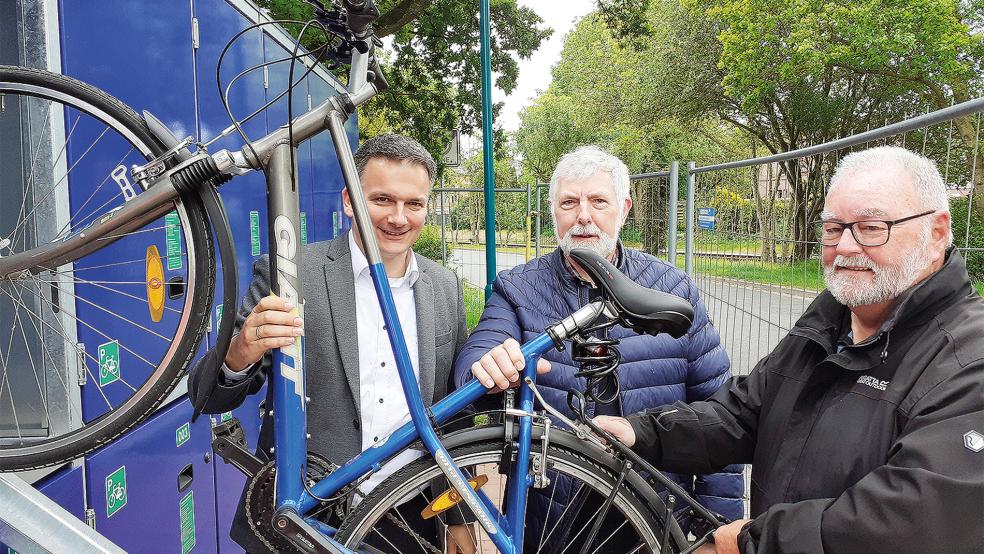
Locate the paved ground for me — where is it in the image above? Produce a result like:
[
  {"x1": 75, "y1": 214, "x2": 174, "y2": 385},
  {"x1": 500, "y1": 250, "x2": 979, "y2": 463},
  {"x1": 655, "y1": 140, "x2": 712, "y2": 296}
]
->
[
  {"x1": 694, "y1": 276, "x2": 819, "y2": 376},
  {"x1": 448, "y1": 247, "x2": 529, "y2": 290}
]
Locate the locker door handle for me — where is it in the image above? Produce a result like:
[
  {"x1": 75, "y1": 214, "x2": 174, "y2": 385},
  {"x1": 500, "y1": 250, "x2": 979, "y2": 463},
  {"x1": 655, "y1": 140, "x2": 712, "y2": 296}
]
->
[{"x1": 178, "y1": 463, "x2": 194, "y2": 492}]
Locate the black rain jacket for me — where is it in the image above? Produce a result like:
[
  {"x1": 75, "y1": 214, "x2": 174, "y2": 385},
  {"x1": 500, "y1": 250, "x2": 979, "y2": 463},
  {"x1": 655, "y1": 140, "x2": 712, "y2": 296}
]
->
[{"x1": 628, "y1": 249, "x2": 984, "y2": 553}]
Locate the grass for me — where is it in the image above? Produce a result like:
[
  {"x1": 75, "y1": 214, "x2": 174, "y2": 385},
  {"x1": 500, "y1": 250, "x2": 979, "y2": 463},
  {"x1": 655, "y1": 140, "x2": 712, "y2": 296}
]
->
[
  {"x1": 680, "y1": 256, "x2": 826, "y2": 291},
  {"x1": 463, "y1": 283, "x2": 487, "y2": 331},
  {"x1": 976, "y1": 281, "x2": 984, "y2": 297},
  {"x1": 453, "y1": 242, "x2": 530, "y2": 255}
]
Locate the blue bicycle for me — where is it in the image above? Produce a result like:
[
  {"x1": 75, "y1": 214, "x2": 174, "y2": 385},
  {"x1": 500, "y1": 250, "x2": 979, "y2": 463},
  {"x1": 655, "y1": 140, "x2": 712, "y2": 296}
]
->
[{"x1": 0, "y1": 2, "x2": 727, "y2": 551}]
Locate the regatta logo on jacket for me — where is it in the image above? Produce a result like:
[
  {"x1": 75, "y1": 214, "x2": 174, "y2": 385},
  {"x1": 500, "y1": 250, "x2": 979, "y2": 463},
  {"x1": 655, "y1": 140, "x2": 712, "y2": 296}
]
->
[
  {"x1": 856, "y1": 375, "x2": 890, "y2": 391},
  {"x1": 965, "y1": 430, "x2": 984, "y2": 453}
]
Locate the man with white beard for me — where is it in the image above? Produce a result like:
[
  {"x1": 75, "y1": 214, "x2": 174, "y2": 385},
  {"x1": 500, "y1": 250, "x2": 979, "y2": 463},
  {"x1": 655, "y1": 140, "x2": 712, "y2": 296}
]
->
[
  {"x1": 594, "y1": 146, "x2": 984, "y2": 553},
  {"x1": 453, "y1": 145, "x2": 743, "y2": 549}
]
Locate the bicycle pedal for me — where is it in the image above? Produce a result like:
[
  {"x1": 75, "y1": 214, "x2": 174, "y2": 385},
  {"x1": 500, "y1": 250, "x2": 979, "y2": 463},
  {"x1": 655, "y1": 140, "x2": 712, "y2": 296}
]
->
[{"x1": 212, "y1": 417, "x2": 263, "y2": 477}]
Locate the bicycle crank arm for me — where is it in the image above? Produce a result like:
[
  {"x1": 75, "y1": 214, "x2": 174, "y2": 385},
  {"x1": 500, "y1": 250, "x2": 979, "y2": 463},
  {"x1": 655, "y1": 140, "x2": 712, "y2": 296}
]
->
[
  {"x1": 212, "y1": 417, "x2": 264, "y2": 478},
  {"x1": 273, "y1": 508, "x2": 354, "y2": 554}
]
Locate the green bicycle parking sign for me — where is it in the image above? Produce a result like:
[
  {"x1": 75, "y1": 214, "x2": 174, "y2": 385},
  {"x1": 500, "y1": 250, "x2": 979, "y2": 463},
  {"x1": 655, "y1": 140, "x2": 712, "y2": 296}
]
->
[
  {"x1": 98, "y1": 340, "x2": 121, "y2": 387},
  {"x1": 105, "y1": 466, "x2": 127, "y2": 517}
]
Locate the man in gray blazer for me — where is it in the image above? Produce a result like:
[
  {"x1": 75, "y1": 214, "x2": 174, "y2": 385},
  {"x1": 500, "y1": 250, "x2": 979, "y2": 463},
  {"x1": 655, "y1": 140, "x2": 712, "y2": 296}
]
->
[{"x1": 188, "y1": 134, "x2": 470, "y2": 553}]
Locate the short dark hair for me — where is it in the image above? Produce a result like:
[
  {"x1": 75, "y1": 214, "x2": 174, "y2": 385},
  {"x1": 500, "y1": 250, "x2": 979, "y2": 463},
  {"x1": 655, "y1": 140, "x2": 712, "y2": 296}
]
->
[{"x1": 353, "y1": 134, "x2": 436, "y2": 186}]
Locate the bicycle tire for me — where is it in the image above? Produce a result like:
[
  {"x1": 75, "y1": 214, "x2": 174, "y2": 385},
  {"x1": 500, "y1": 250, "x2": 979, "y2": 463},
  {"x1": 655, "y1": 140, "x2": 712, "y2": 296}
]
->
[
  {"x1": 335, "y1": 425, "x2": 687, "y2": 553},
  {"x1": 0, "y1": 66, "x2": 214, "y2": 470}
]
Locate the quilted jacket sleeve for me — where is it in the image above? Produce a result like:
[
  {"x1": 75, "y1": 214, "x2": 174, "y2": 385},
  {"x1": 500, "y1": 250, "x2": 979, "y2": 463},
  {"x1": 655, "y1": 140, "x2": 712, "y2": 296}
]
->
[
  {"x1": 681, "y1": 279, "x2": 745, "y2": 522},
  {"x1": 452, "y1": 278, "x2": 523, "y2": 389}
]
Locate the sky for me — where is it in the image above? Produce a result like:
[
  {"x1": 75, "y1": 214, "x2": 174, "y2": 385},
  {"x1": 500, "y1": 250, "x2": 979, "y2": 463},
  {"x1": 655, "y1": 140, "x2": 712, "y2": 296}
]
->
[{"x1": 496, "y1": 0, "x2": 596, "y2": 133}]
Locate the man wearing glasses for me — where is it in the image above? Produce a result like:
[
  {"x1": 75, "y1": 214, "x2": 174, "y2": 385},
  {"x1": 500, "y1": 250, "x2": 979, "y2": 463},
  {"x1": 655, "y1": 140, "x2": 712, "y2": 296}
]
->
[{"x1": 595, "y1": 146, "x2": 984, "y2": 553}]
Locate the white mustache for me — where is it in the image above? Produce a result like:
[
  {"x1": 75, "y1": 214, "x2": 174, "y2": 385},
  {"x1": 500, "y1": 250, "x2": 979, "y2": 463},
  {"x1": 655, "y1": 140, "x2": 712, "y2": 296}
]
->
[
  {"x1": 833, "y1": 255, "x2": 878, "y2": 272},
  {"x1": 566, "y1": 223, "x2": 602, "y2": 237}
]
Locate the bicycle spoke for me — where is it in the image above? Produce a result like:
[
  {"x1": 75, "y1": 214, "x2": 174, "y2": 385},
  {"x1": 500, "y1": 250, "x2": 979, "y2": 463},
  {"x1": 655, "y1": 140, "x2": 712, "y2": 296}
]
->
[
  {"x1": 537, "y1": 471, "x2": 561, "y2": 550},
  {"x1": 588, "y1": 519, "x2": 630, "y2": 554},
  {"x1": 10, "y1": 118, "x2": 108, "y2": 247},
  {"x1": 539, "y1": 481, "x2": 589, "y2": 549},
  {"x1": 368, "y1": 528, "x2": 405, "y2": 554},
  {"x1": 33, "y1": 275, "x2": 173, "y2": 342},
  {"x1": 8, "y1": 109, "x2": 78, "y2": 247},
  {"x1": 55, "y1": 147, "x2": 135, "y2": 239},
  {"x1": 13, "y1": 96, "x2": 53, "y2": 239},
  {"x1": 4, "y1": 282, "x2": 80, "y2": 419},
  {"x1": 69, "y1": 251, "x2": 188, "y2": 273},
  {"x1": 0, "y1": 289, "x2": 25, "y2": 442},
  {"x1": 34, "y1": 274, "x2": 182, "y2": 316},
  {"x1": 7, "y1": 285, "x2": 51, "y2": 428},
  {"x1": 18, "y1": 276, "x2": 154, "y2": 386},
  {"x1": 5, "y1": 281, "x2": 115, "y2": 408}
]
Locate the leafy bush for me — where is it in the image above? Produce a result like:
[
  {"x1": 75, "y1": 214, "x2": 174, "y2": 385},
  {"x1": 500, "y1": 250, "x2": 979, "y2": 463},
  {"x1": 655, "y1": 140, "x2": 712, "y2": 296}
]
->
[
  {"x1": 413, "y1": 225, "x2": 449, "y2": 263},
  {"x1": 620, "y1": 223, "x2": 643, "y2": 245},
  {"x1": 950, "y1": 196, "x2": 983, "y2": 281}
]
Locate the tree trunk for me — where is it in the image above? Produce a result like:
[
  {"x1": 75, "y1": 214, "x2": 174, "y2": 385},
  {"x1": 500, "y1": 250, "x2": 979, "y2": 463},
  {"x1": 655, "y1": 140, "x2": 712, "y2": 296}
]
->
[{"x1": 641, "y1": 180, "x2": 666, "y2": 257}]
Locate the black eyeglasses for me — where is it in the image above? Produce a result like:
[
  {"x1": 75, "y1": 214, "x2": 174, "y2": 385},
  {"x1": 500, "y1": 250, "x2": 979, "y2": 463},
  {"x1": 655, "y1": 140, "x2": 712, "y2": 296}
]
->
[{"x1": 813, "y1": 210, "x2": 935, "y2": 247}]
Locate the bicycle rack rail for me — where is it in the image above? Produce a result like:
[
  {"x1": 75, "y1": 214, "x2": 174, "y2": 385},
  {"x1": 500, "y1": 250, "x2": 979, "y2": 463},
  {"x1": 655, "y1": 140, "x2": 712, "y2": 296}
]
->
[{"x1": 0, "y1": 473, "x2": 124, "y2": 553}]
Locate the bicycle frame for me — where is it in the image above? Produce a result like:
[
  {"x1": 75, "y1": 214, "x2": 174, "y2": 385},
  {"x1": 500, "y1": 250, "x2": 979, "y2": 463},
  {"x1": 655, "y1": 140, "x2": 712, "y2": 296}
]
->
[{"x1": 250, "y1": 44, "x2": 581, "y2": 554}]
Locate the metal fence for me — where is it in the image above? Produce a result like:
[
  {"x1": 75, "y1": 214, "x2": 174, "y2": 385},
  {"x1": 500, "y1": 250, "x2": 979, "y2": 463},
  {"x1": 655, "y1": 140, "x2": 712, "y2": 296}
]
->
[
  {"x1": 423, "y1": 100, "x2": 982, "y2": 372},
  {"x1": 426, "y1": 184, "x2": 533, "y2": 292},
  {"x1": 686, "y1": 99, "x2": 983, "y2": 376}
]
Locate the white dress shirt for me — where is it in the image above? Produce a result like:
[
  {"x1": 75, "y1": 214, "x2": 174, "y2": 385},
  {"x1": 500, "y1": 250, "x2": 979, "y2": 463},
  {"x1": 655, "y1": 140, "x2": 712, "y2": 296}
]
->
[
  {"x1": 222, "y1": 233, "x2": 424, "y2": 496},
  {"x1": 347, "y1": 232, "x2": 423, "y2": 495}
]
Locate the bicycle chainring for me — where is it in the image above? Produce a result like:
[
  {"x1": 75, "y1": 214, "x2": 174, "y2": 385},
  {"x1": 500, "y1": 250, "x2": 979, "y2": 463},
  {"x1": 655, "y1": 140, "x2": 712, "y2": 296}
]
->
[{"x1": 245, "y1": 453, "x2": 339, "y2": 553}]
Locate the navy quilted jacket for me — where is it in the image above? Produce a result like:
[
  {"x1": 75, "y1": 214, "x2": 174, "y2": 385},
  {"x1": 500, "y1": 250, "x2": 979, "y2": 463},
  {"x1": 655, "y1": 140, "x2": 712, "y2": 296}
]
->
[{"x1": 453, "y1": 246, "x2": 745, "y2": 530}]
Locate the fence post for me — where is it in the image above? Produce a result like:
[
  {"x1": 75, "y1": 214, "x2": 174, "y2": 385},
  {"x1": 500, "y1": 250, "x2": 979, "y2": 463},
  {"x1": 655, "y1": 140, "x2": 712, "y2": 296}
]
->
[
  {"x1": 525, "y1": 179, "x2": 532, "y2": 261},
  {"x1": 535, "y1": 182, "x2": 542, "y2": 258},
  {"x1": 439, "y1": 176, "x2": 448, "y2": 265},
  {"x1": 667, "y1": 161, "x2": 679, "y2": 266},
  {"x1": 685, "y1": 161, "x2": 696, "y2": 276}
]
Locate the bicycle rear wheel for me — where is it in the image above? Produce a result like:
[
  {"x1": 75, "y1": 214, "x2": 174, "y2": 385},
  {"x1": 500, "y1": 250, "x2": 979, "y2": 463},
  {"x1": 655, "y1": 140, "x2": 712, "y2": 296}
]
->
[
  {"x1": 336, "y1": 426, "x2": 687, "y2": 553},
  {"x1": 0, "y1": 66, "x2": 214, "y2": 470}
]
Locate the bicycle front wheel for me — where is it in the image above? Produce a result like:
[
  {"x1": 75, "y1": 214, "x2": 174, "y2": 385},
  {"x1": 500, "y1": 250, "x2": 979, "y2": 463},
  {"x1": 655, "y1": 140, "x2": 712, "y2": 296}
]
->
[
  {"x1": 336, "y1": 426, "x2": 686, "y2": 553},
  {"x1": 0, "y1": 66, "x2": 214, "y2": 470}
]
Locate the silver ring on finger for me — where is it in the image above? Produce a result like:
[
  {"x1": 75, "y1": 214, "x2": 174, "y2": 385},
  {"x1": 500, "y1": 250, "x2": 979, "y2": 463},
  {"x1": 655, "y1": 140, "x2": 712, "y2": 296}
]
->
[{"x1": 254, "y1": 325, "x2": 262, "y2": 341}]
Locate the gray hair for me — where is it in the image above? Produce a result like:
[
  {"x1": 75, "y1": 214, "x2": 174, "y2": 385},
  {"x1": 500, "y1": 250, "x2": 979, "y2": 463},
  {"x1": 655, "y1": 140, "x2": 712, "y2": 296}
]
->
[
  {"x1": 549, "y1": 145, "x2": 631, "y2": 217},
  {"x1": 828, "y1": 146, "x2": 952, "y2": 244},
  {"x1": 354, "y1": 134, "x2": 437, "y2": 186}
]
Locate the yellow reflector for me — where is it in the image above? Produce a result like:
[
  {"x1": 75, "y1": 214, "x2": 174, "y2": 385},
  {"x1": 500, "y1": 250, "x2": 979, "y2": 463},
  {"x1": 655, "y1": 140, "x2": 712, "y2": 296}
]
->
[
  {"x1": 420, "y1": 474, "x2": 489, "y2": 520},
  {"x1": 146, "y1": 245, "x2": 165, "y2": 322}
]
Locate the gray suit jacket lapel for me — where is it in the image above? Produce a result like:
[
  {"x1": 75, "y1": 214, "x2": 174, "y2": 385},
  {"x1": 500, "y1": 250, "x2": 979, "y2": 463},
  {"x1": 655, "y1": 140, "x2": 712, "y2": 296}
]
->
[
  {"x1": 323, "y1": 236, "x2": 362, "y2": 420},
  {"x1": 413, "y1": 259, "x2": 436, "y2": 407}
]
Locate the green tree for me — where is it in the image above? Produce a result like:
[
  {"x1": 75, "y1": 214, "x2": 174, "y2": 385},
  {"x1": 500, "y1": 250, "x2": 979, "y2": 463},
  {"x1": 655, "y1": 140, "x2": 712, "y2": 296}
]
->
[
  {"x1": 258, "y1": 0, "x2": 552, "y2": 165},
  {"x1": 446, "y1": 149, "x2": 529, "y2": 245},
  {"x1": 515, "y1": 12, "x2": 747, "y2": 256},
  {"x1": 642, "y1": 0, "x2": 983, "y2": 258}
]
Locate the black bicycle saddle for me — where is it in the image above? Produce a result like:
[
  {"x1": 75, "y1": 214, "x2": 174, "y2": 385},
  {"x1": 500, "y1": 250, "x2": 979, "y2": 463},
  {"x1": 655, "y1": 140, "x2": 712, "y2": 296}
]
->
[{"x1": 568, "y1": 248, "x2": 694, "y2": 338}]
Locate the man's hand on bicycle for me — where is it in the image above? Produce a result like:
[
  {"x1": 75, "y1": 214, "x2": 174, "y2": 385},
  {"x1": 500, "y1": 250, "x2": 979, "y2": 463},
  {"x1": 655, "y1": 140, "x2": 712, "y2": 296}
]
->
[
  {"x1": 471, "y1": 338, "x2": 551, "y2": 392},
  {"x1": 225, "y1": 294, "x2": 304, "y2": 372},
  {"x1": 592, "y1": 415, "x2": 637, "y2": 446}
]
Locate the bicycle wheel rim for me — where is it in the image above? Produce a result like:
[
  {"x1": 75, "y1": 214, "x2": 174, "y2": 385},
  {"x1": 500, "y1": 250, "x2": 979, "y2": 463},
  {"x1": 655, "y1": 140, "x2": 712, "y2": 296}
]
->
[
  {"x1": 0, "y1": 67, "x2": 212, "y2": 470},
  {"x1": 336, "y1": 439, "x2": 672, "y2": 554}
]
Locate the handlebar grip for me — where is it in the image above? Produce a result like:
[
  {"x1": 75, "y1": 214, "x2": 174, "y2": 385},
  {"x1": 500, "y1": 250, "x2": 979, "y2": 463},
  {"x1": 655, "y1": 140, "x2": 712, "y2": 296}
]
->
[{"x1": 343, "y1": 0, "x2": 379, "y2": 38}]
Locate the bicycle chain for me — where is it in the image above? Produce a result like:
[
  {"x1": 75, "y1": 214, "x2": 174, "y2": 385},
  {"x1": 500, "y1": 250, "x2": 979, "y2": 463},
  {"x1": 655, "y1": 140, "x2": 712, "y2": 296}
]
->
[
  {"x1": 244, "y1": 454, "x2": 338, "y2": 553},
  {"x1": 381, "y1": 510, "x2": 443, "y2": 554}
]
